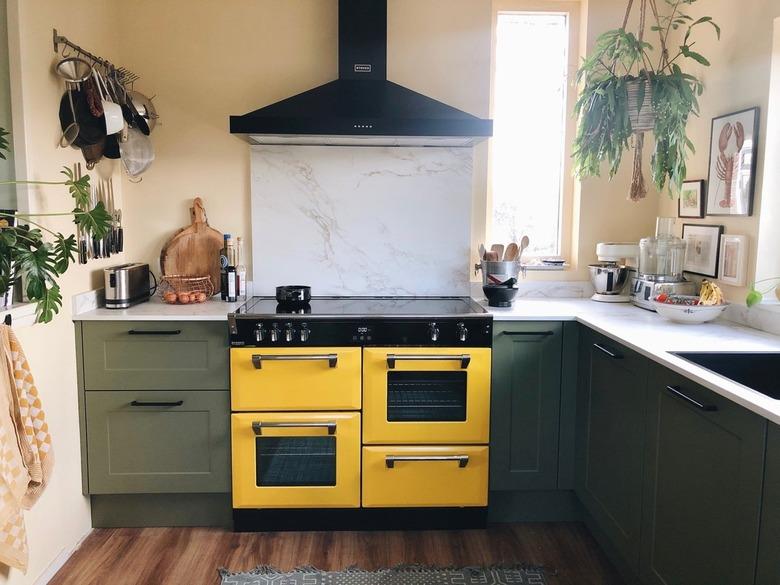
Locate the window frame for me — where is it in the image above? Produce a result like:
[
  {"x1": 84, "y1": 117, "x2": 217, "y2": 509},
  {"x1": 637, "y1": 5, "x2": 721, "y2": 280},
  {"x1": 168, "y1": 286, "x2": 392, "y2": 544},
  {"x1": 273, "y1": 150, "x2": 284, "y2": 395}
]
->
[{"x1": 487, "y1": 0, "x2": 580, "y2": 263}]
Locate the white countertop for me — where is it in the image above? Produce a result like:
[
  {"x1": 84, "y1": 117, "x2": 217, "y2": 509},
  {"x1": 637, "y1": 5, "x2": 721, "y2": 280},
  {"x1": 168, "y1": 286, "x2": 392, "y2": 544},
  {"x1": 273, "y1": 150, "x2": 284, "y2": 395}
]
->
[
  {"x1": 73, "y1": 296, "x2": 244, "y2": 321},
  {"x1": 480, "y1": 297, "x2": 780, "y2": 425},
  {"x1": 73, "y1": 294, "x2": 780, "y2": 425}
]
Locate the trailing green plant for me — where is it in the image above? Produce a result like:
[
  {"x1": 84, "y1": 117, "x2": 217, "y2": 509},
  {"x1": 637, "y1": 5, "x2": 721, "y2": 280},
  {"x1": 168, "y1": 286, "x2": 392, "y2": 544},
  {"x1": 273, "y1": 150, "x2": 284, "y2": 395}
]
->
[
  {"x1": 0, "y1": 126, "x2": 112, "y2": 323},
  {"x1": 573, "y1": 0, "x2": 720, "y2": 200}
]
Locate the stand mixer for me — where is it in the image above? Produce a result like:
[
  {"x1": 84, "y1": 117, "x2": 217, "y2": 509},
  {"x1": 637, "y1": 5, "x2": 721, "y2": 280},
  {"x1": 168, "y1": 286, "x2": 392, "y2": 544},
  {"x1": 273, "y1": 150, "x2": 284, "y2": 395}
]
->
[{"x1": 589, "y1": 243, "x2": 639, "y2": 302}]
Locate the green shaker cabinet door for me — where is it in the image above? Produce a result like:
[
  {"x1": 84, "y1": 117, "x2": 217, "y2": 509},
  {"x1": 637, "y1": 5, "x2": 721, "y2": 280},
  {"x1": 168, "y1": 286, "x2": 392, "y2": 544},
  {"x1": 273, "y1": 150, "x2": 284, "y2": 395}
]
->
[
  {"x1": 81, "y1": 321, "x2": 229, "y2": 390},
  {"x1": 490, "y1": 322, "x2": 563, "y2": 491},
  {"x1": 640, "y1": 365, "x2": 766, "y2": 585},
  {"x1": 86, "y1": 390, "x2": 230, "y2": 494},
  {"x1": 575, "y1": 331, "x2": 647, "y2": 572},
  {"x1": 758, "y1": 424, "x2": 780, "y2": 585}
]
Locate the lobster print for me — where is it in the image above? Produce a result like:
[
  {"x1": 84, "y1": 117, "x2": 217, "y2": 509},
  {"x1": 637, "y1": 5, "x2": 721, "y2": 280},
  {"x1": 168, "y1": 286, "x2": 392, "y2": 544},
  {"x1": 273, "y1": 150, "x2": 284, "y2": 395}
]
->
[{"x1": 715, "y1": 121, "x2": 745, "y2": 208}]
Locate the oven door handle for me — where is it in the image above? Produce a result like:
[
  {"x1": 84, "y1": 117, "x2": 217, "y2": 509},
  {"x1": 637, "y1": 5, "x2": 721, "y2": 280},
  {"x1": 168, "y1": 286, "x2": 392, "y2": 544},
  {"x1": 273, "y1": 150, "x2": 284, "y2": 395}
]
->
[
  {"x1": 251, "y1": 354, "x2": 338, "y2": 369},
  {"x1": 252, "y1": 421, "x2": 337, "y2": 435},
  {"x1": 386, "y1": 354, "x2": 471, "y2": 369},
  {"x1": 385, "y1": 455, "x2": 470, "y2": 469}
]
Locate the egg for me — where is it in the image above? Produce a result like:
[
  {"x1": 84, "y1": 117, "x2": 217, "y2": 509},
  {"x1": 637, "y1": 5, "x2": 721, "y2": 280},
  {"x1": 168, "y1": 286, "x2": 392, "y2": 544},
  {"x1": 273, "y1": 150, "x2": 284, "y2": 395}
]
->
[
  {"x1": 195, "y1": 292, "x2": 207, "y2": 303},
  {"x1": 177, "y1": 293, "x2": 191, "y2": 304},
  {"x1": 163, "y1": 292, "x2": 178, "y2": 304}
]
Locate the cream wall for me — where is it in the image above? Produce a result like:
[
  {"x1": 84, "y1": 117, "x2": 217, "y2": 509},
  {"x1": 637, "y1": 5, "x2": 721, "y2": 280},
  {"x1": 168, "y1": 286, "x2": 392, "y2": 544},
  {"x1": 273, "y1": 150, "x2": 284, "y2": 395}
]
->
[
  {"x1": 656, "y1": 1, "x2": 780, "y2": 300},
  {"x1": 4, "y1": 0, "x2": 125, "y2": 582}
]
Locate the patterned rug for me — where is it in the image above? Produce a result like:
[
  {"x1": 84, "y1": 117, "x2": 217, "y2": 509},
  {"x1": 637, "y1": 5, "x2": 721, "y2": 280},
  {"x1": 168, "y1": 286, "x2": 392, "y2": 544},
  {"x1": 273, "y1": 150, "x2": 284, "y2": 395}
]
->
[{"x1": 219, "y1": 565, "x2": 547, "y2": 584}]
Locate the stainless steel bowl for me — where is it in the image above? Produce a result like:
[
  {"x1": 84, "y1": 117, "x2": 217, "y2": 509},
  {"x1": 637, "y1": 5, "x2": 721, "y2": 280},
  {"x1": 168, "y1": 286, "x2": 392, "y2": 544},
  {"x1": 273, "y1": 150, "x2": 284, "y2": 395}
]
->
[{"x1": 589, "y1": 263, "x2": 629, "y2": 295}]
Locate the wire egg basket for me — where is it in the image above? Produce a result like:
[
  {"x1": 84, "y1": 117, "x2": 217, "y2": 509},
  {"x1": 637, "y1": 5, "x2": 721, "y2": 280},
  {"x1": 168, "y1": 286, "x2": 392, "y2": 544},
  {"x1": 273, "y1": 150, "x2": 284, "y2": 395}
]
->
[{"x1": 158, "y1": 275, "x2": 215, "y2": 304}]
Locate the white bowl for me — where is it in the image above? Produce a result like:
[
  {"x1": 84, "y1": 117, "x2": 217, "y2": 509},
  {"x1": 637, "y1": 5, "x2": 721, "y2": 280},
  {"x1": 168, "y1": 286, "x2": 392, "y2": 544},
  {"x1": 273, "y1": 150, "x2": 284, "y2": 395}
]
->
[{"x1": 654, "y1": 299, "x2": 727, "y2": 324}]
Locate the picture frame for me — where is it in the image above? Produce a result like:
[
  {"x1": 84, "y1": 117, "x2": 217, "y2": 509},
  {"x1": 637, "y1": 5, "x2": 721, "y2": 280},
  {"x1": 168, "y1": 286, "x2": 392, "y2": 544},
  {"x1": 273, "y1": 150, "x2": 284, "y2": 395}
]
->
[
  {"x1": 682, "y1": 224, "x2": 724, "y2": 278},
  {"x1": 678, "y1": 180, "x2": 705, "y2": 218},
  {"x1": 718, "y1": 234, "x2": 749, "y2": 286},
  {"x1": 705, "y1": 107, "x2": 760, "y2": 216}
]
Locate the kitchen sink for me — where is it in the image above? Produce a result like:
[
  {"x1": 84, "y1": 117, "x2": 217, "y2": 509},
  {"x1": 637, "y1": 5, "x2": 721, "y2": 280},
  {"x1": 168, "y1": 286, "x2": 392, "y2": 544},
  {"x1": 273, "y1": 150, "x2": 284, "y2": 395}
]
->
[{"x1": 672, "y1": 352, "x2": 780, "y2": 400}]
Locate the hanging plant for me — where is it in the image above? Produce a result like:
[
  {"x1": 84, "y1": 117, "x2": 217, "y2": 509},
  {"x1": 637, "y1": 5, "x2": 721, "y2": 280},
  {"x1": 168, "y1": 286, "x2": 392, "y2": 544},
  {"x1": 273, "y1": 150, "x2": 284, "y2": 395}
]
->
[
  {"x1": 573, "y1": 0, "x2": 720, "y2": 200},
  {"x1": 0, "y1": 127, "x2": 112, "y2": 323}
]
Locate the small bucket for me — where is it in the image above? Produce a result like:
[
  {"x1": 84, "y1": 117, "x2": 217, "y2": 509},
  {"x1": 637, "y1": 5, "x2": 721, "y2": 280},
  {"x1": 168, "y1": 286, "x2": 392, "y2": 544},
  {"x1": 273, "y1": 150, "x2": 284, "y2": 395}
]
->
[{"x1": 474, "y1": 260, "x2": 522, "y2": 286}]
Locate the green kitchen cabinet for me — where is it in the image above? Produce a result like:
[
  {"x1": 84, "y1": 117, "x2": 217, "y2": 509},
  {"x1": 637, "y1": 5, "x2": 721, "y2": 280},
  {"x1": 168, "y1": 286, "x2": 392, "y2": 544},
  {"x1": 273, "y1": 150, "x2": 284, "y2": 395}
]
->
[
  {"x1": 80, "y1": 321, "x2": 229, "y2": 391},
  {"x1": 640, "y1": 364, "x2": 766, "y2": 585},
  {"x1": 490, "y1": 322, "x2": 564, "y2": 491},
  {"x1": 85, "y1": 390, "x2": 230, "y2": 494},
  {"x1": 757, "y1": 424, "x2": 780, "y2": 585},
  {"x1": 575, "y1": 329, "x2": 648, "y2": 573}
]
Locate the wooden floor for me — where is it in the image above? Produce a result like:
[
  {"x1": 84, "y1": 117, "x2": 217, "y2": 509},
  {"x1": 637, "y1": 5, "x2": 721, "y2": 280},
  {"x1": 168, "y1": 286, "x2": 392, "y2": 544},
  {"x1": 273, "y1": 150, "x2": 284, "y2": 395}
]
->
[{"x1": 50, "y1": 523, "x2": 624, "y2": 585}]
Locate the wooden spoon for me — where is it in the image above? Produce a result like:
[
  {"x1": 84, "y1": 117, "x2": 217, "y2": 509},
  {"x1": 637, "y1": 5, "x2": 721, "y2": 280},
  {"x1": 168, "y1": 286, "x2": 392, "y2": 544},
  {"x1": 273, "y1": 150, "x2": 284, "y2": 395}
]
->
[
  {"x1": 503, "y1": 242, "x2": 518, "y2": 261},
  {"x1": 518, "y1": 236, "x2": 530, "y2": 262},
  {"x1": 491, "y1": 244, "x2": 504, "y2": 259}
]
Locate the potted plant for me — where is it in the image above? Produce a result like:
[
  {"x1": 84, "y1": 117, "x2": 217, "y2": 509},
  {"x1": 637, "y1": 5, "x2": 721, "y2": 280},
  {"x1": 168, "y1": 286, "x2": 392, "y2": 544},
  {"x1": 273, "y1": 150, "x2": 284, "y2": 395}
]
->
[
  {"x1": 573, "y1": 0, "x2": 720, "y2": 200},
  {"x1": 0, "y1": 126, "x2": 111, "y2": 322}
]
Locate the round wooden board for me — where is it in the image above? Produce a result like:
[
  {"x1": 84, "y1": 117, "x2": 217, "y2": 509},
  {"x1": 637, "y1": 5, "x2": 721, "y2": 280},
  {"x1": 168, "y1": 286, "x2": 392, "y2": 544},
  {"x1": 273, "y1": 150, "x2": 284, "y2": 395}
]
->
[{"x1": 160, "y1": 197, "x2": 224, "y2": 292}]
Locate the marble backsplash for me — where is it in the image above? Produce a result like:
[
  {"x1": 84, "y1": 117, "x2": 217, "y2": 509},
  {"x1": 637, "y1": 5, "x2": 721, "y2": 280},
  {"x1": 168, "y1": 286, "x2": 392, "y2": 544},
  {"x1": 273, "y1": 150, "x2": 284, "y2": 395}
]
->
[{"x1": 250, "y1": 145, "x2": 473, "y2": 296}]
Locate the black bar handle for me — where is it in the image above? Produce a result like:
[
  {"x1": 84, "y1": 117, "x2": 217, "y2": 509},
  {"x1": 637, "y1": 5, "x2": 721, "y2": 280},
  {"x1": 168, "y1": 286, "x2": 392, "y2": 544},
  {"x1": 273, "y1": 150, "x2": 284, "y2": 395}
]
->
[
  {"x1": 502, "y1": 330, "x2": 554, "y2": 337},
  {"x1": 665, "y1": 385, "x2": 718, "y2": 412},
  {"x1": 128, "y1": 329, "x2": 182, "y2": 336},
  {"x1": 593, "y1": 343, "x2": 623, "y2": 359},
  {"x1": 130, "y1": 400, "x2": 184, "y2": 407}
]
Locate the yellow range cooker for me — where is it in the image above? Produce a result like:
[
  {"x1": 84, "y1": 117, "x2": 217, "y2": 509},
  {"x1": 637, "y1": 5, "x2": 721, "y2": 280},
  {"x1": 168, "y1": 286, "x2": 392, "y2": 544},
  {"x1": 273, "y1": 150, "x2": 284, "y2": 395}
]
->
[{"x1": 228, "y1": 296, "x2": 493, "y2": 532}]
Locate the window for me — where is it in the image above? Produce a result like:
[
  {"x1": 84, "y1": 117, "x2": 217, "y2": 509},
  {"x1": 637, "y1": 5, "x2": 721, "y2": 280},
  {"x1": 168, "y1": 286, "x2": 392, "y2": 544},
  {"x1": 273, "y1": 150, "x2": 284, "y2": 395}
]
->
[{"x1": 490, "y1": 9, "x2": 574, "y2": 258}]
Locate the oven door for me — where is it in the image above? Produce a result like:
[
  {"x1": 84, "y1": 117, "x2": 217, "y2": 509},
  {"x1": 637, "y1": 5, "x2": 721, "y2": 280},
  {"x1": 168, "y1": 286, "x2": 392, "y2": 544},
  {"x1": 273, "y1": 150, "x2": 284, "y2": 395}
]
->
[
  {"x1": 363, "y1": 348, "x2": 491, "y2": 444},
  {"x1": 231, "y1": 347, "x2": 361, "y2": 411},
  {"x1": 231, "y1": 412, "x2": 360, "y2": 508}
]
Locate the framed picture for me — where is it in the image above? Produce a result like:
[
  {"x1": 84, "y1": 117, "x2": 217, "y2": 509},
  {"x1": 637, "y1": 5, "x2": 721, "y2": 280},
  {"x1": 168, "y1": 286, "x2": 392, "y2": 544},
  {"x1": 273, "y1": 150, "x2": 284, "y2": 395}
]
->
[
  {"x1": 678, "y1": 180, "x2": 705, "y2": 218},
  {"x1": 705, "y1": 107, "x2": 760, "y2": 216},
  {"x1": 682, "y1": 224, "x2": 724, "y2": 278},
  {"x1": 718, "y1": 234, "x2": 749, "y2": 286}
]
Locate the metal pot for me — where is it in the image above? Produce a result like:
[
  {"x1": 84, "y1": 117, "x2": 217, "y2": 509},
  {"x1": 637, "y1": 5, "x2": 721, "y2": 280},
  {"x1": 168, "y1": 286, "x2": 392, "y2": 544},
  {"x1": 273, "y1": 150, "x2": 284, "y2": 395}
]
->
[
  {"x1": 588, "y1": 263, "x2": 629, "y2": 295},
  {"x1": 474, "y1": 260, "x2": 522, "y2": 286}
]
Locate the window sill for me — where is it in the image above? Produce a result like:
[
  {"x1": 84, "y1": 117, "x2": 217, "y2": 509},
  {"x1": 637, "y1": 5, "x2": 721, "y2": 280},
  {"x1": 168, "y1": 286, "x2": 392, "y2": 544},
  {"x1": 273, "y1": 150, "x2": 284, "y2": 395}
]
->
[
  {"x1": 522, "y1": 263, "x2": 570, "y2": 272},
  {"x1": 0, "y1": 302, "x2": 37, "y2": 329}
]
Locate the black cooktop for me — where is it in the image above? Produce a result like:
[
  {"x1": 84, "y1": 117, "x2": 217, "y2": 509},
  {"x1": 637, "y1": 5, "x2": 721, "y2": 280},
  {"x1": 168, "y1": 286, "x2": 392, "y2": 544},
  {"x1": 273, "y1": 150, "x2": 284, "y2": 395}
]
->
[{"x1": 233, "y1": 296, "x2": 488, "y2": 318}]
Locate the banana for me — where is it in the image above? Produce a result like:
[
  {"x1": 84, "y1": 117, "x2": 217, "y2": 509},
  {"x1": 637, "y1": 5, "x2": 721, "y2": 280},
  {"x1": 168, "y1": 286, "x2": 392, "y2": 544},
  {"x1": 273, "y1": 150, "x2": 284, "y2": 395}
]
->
[{"x1": 699, "y1": 280, "x2": 724, "y2": 306}]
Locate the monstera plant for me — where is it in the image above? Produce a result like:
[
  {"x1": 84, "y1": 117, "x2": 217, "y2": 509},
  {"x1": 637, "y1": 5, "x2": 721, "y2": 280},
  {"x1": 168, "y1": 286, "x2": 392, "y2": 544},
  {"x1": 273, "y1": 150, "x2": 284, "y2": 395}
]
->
[
  {"x1": 573, "y1": 0, "x2": 720, "y2": 200},
  {"x1": 0, "y1": 126, "x2": 111, "y2": 323}
]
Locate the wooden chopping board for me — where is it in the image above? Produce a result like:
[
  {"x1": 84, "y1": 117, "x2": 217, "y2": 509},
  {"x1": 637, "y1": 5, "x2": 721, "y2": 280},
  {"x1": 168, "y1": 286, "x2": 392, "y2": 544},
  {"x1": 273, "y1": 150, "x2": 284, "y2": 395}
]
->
[{"x1": 160, "y1": 197, "x2": 224, "y2": 291}]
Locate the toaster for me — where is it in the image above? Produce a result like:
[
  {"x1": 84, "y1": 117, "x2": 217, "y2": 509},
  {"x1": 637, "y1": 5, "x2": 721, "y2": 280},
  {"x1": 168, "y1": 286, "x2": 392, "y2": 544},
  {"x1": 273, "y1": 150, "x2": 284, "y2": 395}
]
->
[{"x1": 104, "y1": 263, "x2": 152, "y2": 309}]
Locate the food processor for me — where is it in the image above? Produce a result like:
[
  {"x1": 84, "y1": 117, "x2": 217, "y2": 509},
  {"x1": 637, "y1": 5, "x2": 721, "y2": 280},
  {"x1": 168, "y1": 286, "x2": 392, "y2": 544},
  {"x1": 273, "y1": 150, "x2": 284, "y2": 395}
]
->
[
  {"x1": 630, "y1": 217, "x2": 696, "y2": 310},
  {"x1": 589, "y1": 243, "x2": 639, "y2": 302}
]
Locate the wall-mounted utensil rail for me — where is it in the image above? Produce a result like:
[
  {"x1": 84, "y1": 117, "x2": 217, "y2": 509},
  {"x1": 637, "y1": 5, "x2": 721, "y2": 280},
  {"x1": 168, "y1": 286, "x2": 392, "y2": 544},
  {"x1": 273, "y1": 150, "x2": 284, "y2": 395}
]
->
[
  {"x1": 386, "y1": 354, "x2": 471, "y2": 369},
  {"x1": 252, "y1": 421, "x2": 337, "y2": 435},
  {"x1": 251, "y1": 354, "x2": 338, "y2": 369},
  {"x1": 53, "y1": 29, "x2": 138, "y2": 84},
  {"x1": 385, "y1": 455, "x2": 470, "y2": 468}
]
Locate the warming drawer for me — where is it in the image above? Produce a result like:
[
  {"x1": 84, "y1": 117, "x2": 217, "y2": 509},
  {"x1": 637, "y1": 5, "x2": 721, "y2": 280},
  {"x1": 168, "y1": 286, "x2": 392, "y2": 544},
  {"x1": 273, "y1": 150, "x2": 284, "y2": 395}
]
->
[
  {"x1": 362, "y1": 445, "x2": 489, "y2": 508},
  {"x1": 230, "y1": 347, "x2": 361, "y2": 411}
]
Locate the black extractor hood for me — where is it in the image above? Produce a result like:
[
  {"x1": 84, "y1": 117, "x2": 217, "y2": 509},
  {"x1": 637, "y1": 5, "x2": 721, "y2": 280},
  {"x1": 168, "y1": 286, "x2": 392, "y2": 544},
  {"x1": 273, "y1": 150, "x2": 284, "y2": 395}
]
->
[{"x1": 230, "y1": 0, "x2": 493, "y2": 147}]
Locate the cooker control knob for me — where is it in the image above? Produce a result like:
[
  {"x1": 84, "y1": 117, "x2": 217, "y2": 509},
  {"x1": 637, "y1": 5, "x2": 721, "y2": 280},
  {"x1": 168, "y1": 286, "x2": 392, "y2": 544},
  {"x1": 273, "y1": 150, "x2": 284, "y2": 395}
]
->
[
  {"x1": 429, "y1": 322, "x2": 440, "y2": 342},
  {"x1": 254, "y1": 327, "x2": 266, "y2": 343},
  {"x1": 270, "y1": 326, "x2": 280, "y2": 343},
  {"x1": 284, "y1": 326, "x2": 294, "y2": 343},
  {"x1": 300, "y1": 327, "x2": 310, "y2": 342},
  {"x1": 457, "y1": 322, "x2": 468, "y2": 342}
]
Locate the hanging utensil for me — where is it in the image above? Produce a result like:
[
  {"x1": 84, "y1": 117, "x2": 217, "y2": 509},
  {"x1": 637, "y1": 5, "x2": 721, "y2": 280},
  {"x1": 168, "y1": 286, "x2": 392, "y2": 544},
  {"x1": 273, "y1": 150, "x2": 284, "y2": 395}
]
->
[
  {"x1": 110, "y1": 178, "x2": 123, "y2": 252},
  {"x1": 76, "y1": 163, "x2": 88, "y2": 264},
  {"x1": 54, "y1": 56, "x2": 92, "y2": 84},
  {"x1": 128, "y1": 90, "x2": 159, "y2": 133},
  {"x1": 58, "y1": 85, "x2": 81, "y2": 148}
]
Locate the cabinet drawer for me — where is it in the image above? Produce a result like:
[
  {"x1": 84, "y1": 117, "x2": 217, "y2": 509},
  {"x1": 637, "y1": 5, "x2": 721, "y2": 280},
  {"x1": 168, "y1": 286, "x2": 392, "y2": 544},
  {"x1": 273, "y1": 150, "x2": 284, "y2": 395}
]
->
[
  {"x1": 86, "y1": 390, "x2": 230, "y2": 494},
  {"x1": 81, "y1": 321, "x2": 229, "y2": 390},
  {"x1": 231, "y1": 347, "x2": 361, "y2": 411},
  {"x1": 362, "y1": 446, "x2": 488, "y2": 508}
]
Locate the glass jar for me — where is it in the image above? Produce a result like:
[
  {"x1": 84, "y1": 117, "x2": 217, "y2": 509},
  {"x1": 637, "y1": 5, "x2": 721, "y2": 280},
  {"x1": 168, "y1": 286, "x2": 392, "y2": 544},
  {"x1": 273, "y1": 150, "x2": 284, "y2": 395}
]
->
[{"x1": 638, "y1": 218, "x2": 687, "y2": 281}]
